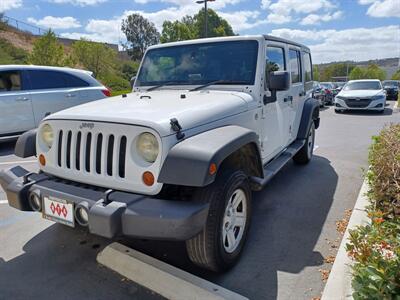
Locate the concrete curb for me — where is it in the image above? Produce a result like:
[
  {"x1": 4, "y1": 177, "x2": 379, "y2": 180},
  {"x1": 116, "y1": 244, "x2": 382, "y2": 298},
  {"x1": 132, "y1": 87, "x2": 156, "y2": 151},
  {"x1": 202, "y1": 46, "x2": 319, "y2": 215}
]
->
[
  {"x1": 321, "y1": 180, "x2": 370, "y2": 300},
  {"x1": 97, "y1": 242, "x2": 249, "y2": 300}
]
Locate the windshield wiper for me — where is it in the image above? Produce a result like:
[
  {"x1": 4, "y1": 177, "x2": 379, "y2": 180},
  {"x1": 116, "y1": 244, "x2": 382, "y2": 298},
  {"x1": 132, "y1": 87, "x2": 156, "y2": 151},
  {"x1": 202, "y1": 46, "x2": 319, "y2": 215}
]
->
[
  {"x1": 189, "y1": 80, "x2": 249, "y2": 92},
  {"x1": 146, "y1": 82, "x2": 183, "y2": 92}
]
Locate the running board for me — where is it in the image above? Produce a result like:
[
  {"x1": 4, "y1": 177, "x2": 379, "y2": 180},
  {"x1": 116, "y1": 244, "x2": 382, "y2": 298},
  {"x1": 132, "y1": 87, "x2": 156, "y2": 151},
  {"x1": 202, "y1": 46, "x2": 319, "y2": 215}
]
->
[{"x1": 250, "y1": 140, "x2": 305, "y2": 191}]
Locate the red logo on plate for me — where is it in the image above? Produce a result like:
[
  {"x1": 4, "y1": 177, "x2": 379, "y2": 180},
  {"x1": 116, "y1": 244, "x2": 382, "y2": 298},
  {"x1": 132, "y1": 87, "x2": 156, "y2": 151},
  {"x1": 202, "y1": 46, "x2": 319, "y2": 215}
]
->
[{"x1": 50, "y1": 202, "x2": 68, "y2": 218}]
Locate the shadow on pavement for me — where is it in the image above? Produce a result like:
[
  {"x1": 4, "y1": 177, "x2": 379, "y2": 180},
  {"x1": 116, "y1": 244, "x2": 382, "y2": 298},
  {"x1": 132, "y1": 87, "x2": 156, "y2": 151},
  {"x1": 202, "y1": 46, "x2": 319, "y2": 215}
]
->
[
  {"x1": 0, "y1": 141, "x2": 16, "y2": 156},
  {"x1": 0, "y1": 224, "x2": 162, "y2": 300}
]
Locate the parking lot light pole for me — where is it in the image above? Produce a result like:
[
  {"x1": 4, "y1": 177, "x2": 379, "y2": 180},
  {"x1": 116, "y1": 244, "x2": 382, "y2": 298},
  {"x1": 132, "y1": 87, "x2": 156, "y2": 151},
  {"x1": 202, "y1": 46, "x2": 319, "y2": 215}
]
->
[{"x1": 196, "y1": 0, "x2": 215, "y2": 38}]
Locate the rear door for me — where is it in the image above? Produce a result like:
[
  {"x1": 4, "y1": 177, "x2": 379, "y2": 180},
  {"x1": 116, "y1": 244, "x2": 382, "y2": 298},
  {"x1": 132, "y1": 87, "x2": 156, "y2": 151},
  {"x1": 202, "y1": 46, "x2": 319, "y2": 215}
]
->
[
  {"x1": 287, "y1": 47, "x2": 304, "y2": 143},
  {"x1": 0, "y1": 70, "x2": 35, "y2": 135},
  {"x1": 26, "y1": 70, "x2": 90, "y2": 126}
]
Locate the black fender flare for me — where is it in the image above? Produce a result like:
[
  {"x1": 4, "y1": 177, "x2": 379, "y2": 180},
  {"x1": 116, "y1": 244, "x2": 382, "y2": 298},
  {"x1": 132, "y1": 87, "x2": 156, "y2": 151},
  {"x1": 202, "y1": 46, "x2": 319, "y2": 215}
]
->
[
  {"x1": 158, "y1": 125, "x2": 262, "y2": 187},
  {"x1": 297, "y1": 97, "x2": 320, "y2": 140},
  {"x1": 15, "y1": 129, "x2": 37, "y2": 158}
]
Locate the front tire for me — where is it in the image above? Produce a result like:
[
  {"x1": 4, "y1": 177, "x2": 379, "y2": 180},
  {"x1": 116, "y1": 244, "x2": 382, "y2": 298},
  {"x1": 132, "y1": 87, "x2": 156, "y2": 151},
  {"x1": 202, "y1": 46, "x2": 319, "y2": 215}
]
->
[
  {"x1": 186, "y1": 169, "x2": 252, "y2": 272},
  {"x1": 293, "y1": 122, "x2": 315, "y2": 164}
]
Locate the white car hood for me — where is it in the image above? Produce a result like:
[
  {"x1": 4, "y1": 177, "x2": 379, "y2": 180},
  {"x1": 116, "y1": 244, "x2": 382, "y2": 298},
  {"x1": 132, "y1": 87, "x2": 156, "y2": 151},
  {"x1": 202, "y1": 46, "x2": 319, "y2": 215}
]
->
[
  {"x1": 48, "y1": 90, "x2": 251, "y2": 137},
  {"x1": 339, "y1": 89, "x2": 383, "y2": 98}
]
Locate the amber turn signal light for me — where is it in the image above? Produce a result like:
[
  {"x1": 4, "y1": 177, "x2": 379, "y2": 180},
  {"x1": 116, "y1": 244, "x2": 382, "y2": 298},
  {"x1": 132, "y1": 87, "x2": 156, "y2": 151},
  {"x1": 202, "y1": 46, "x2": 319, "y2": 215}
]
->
[
  {"x1": 209, "y1": 163, "x2": 217, "y2": 175},
  {"x1": 142, "y1": 171, "x2": 155, "y2": 186},
  {"x1": 39, "y1": 154, "x2": 46, "y2": 166}
]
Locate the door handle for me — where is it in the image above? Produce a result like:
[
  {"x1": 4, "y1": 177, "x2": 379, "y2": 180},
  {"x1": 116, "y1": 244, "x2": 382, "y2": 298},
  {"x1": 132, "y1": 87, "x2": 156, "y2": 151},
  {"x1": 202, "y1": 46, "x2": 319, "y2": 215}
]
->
[
  {"x1": 299, "y1": 91, "x2": 306, "y2": 97},
  {"x1": 16, "y1": 97, "x2": 29, "y2": 101},
  {"x1": 284, "y1": 96, "x2": 293, "y2": 103},
  {"x1": 65, "y1": 93, "x2": 76, "y2": 98}
]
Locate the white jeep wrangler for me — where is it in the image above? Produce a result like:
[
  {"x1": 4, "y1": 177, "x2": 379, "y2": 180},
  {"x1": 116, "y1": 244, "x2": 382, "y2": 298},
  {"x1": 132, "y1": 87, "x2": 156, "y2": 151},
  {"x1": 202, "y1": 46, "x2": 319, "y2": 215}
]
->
[{"x1": 0, "y1": 35, "x2": 319, "y2": 272}]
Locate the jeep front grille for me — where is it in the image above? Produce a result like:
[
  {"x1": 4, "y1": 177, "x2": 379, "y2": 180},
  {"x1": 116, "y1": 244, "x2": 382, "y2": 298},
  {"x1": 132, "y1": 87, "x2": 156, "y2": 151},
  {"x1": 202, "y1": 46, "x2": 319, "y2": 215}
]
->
[{"x1": 56, "y1": 130, "x2": 127, "y2": 178}]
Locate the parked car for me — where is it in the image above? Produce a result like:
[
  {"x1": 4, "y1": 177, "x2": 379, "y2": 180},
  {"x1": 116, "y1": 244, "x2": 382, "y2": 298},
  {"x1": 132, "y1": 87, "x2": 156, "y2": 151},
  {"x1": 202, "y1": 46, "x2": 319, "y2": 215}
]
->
[
  {"x1": 0, "y1": 35, "x2": 320, "y2": 272},
  {"x1": 333, "y1": 82, "x2": 346, "y2": 93},
  {"x1": 320, "y1": 82, "x2": 335, "y2": 105},
  {"x1": 0, "y1": 65, "x2": 110, "y2": 142},
  {"x1": 382, "y1": 80, "x2": 399, "y2": 100},
  {"x1": 312, "y1": 81, "x2": 325, "y2": 107},
  {"x1": 335, "y1": 79, "x2": 386, "y2": 113}
]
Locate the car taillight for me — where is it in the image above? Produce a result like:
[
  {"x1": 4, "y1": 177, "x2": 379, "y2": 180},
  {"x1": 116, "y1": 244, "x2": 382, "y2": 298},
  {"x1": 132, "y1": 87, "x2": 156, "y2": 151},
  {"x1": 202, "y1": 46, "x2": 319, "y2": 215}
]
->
[{"x1": 102, "y1": 89, "x2": 111, "y2": 97}]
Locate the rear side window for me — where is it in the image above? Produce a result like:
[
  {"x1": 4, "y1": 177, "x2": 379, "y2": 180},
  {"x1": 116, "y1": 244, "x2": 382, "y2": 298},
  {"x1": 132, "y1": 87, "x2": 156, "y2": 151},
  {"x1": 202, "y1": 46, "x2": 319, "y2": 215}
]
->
[
  {"x1": 27, "y1": 70, "x2": 89, "y2": 90},
  {"x1": 289, "y1": 49, "x2": 302, "y2": 84},
  {"x1": 0, "y1": 71, "x2": 22, "y2": 92},
  {"x1": 303, "y1": 52, "x2": 313, "y2": 90}
]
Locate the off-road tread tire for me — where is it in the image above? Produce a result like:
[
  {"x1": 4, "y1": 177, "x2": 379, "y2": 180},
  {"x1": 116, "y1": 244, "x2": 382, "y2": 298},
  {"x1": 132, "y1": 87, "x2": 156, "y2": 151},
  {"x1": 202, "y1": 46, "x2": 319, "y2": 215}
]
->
[
  {"x1": 293, "y1": 122, "x2": 315, "y2": 165},
  {"x1": 186, "y1": 169, "x2": 251, "y2": 272}
]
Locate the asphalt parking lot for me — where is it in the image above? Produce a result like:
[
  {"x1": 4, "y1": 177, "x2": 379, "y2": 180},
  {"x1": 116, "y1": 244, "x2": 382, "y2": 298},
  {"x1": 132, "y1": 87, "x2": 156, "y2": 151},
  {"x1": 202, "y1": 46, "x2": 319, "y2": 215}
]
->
[{"x1": 1, "y1": 102, "x2": 399, "y2": 300}]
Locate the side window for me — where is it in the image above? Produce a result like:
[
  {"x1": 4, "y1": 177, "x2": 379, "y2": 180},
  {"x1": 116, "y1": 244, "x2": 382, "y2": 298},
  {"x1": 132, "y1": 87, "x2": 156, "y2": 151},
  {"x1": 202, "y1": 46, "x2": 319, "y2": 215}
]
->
[
  {"x1": 266, "y1": 46, "x2": 286, "y2": 74},
  {"x1": 27, "y1": 70, "x2": 89, "y2": 90},
  {"x1": 289, "y1": 49, "x2": 302, "y2": 84},
  {"x1": 62, "y1": 73, "x2": 90, "y2": 88},
  {"x1": 0, "y1": 71, "x2": 22, "y2": 92},
  {"x1": 303, "y1": 52, "x2": 313, "y2": 90}
]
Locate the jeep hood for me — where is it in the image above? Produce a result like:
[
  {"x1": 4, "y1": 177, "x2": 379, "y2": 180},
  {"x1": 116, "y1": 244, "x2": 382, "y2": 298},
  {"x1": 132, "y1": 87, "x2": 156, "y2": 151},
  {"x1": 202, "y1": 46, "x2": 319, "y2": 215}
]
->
[{"x1": 48, "y1": 90, "x2": 251, "y2": 137}]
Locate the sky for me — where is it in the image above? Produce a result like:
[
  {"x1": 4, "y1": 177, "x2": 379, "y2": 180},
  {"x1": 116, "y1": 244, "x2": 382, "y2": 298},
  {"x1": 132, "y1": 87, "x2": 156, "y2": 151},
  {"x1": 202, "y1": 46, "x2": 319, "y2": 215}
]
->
[{"x1": 1, "y1": 0, "x2": 399, "y2": 64}]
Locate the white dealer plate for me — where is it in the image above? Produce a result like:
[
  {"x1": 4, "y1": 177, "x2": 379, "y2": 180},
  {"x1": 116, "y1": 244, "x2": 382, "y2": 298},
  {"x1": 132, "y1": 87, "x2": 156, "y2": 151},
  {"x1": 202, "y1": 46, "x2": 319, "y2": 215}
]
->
[{"x1": 43, "y1": 196, "x2": 75, "y2": 227}]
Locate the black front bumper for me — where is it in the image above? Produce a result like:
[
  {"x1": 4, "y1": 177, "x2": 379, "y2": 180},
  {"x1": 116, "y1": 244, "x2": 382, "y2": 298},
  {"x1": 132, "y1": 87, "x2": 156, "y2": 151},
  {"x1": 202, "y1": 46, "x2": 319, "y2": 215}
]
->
[{"x1": 0, "y1": 166, "x2": 209, "y2": 241}]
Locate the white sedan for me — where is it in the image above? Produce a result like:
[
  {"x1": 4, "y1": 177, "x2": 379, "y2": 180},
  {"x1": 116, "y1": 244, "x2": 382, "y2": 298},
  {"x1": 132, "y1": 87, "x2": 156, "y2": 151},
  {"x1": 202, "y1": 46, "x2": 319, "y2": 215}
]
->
[
  {"x1": 334, "y1": 79, "x2": 386, "y2": 113},
  {"x1": 0, "y1": 65, "x2": 111, "y2": 142}
]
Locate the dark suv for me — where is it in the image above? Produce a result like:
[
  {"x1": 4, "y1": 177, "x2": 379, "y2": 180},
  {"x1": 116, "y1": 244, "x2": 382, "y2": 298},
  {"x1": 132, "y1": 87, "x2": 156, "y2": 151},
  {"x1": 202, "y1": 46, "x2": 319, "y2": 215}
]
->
[{"x1": 382, "y1": 80, "x2": 399, "y2": 100}]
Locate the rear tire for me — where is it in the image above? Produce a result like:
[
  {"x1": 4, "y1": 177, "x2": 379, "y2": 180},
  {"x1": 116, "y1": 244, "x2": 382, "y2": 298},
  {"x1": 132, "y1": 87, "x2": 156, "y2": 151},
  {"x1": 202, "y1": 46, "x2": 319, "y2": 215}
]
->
[
  {"x1": 293, "y1": 122, "x2": 315, "y2": 165},
  {"x1": 186, "y1": 169, "x2": 251, "y2": 272}
]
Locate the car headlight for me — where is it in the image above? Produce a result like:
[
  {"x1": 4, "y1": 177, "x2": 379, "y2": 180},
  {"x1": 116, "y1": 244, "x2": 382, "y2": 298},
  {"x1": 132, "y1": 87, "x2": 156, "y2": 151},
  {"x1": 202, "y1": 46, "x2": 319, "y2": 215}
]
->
[
  {"x1": 372, "y1": 95, "x2": 385, "y2": 100},
  {"x1": 40, "y1": 124, "x2": 54, "y2": 150},
  {"x1": 136, "y1": 132, "x2": 159, "y2": 163}
]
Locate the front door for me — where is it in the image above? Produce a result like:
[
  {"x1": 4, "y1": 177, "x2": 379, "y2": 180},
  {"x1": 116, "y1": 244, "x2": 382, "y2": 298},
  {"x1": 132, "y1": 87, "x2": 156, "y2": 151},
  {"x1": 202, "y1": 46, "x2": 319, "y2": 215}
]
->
[
  {"x1": 261, "y1": 42, "x2": 291, "y2": 161},
  {"x1": 0, "y1": 70, "x2": 35, "y2": 135}
]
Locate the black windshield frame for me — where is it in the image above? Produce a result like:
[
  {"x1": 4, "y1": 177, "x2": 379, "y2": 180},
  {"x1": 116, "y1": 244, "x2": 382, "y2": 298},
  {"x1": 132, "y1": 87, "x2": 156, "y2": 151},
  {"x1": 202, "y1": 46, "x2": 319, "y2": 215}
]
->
[{"x1": 136, "y1": 40, "x2": 259, "y2": 87}]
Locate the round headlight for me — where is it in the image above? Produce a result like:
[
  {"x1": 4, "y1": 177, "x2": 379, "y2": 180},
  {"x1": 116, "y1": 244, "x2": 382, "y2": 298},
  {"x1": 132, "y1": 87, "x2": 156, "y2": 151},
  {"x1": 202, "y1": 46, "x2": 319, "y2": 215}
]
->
[
  {"x1": 40, "y1": 124, "x2": 54, "y2": 149},
  {"x1": 136, "y1": 133, "x2": 159, "y2": 163}
]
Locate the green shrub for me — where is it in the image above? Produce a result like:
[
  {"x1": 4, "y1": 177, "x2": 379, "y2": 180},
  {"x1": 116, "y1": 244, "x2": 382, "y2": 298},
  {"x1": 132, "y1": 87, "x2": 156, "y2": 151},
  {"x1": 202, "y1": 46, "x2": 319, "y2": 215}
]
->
[
  {"x1": 347, "y1": 124, "x2": 400, "y2": 299},
  {"x1": 0, "y1": 38, "x2": 28, "y2": 64},
  {"x1": 99, "y1": 73, "x2": 131, "y2": 92},
  {"x1": 368, "y1": 124, "x2": 400, "y2": 219}
]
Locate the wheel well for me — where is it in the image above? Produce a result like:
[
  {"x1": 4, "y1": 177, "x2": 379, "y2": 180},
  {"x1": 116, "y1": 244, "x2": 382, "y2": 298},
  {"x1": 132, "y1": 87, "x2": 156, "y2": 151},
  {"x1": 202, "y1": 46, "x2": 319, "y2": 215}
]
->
[{"x1": 219, "y1": 143, "x2": 263, "y2": 179}]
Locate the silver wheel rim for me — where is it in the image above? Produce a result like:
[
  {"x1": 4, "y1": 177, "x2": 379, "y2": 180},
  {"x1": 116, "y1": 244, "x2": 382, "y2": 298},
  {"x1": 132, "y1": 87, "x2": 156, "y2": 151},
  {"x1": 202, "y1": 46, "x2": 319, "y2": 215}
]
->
[
  {"x1": 307, "y1": 125, "x2": 315, "y2": 158},
  {"x1": 222, "y1": 189, "x2": 247, "y2": 253}
]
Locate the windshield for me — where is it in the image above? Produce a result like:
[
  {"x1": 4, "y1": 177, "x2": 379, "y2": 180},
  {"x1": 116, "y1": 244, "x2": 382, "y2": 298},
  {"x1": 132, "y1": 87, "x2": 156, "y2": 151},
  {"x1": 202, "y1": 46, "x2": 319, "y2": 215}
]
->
[
  {"x1": 343, "y1": 81, "x2": 382, "y2": 91},
  {"x1": 136, "y1": 40, "x2": 259, "y2": 87},
  {"x1": 383, "y1": 81, "x2": 399, "y2": 87},
  {"x1": 334, "y1": 82, "x2": 345, "y2": 88},
  {"x1": 321, "y1": 83, "x2": 334, "y2": 89}
]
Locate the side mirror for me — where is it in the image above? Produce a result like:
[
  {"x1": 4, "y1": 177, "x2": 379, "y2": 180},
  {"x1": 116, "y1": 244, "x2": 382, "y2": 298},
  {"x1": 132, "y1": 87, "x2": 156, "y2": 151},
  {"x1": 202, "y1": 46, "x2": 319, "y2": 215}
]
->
[
  {"x1": 130, "y1": 76, "x2": 137, "y2": 89},
  {"x1": 268, "y1": 71, "x2": 290, "y2": 91},
  {"x1": 263, "y1": 71, "x2": 290, "y2": 104}
]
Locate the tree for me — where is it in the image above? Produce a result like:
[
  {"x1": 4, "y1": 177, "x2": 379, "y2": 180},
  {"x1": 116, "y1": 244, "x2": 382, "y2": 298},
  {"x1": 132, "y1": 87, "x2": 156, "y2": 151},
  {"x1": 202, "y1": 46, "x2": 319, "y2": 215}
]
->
[
  {"x1": 392, "y1": 69, "x2": 400, "y2": 80},
  {"x1": 121, "y1": 14, "x2": 160, "y2": 60},
  {"x1": 160, "y1": 19, "x2": 196, "y2": 43},
  {"x1": 319, "y1": 63, "x2": 354, "y2": 81},
  {"x1": 313, "y1": 65, "x2": 320, "y2": 81},
  {"x1": 28, "y1": 30, "x2": 65, "y2": 66},
  {"x1": 194, "y1": 9, "x2": 235, "y2": 38},
  {"x1": 71, "y1": 39, "x2": 116, "y2": 78},
  {"x1": 349, "y1": 66, "x2": 365, "y2": 80},
  {"x1": 363, "y1": 64, "x2": 386, "y2": 80}
]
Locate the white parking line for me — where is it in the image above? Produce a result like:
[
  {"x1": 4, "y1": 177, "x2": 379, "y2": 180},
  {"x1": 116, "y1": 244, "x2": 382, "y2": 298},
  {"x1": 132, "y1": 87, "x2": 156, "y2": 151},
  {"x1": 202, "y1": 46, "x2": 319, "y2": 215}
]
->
[
  {"x1": 0, "y1": 160, "x2": 37, "y2": 166},
  {"x1": 0, "y1": 200, "x2": 8, "y2": 204}
]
